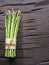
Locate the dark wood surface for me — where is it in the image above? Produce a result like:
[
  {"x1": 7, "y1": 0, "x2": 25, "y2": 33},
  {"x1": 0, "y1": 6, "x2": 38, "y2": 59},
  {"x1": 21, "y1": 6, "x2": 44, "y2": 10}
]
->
[{"x1": 0, "y1": 0, "x2": 49, "y2": 65}]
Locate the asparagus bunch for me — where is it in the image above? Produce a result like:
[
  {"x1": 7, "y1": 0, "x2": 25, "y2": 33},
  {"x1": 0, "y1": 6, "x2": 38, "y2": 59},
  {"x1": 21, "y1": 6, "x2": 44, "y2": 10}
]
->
[{"x1": 5, "y1": 9, "x2": 21, "y2": 58}]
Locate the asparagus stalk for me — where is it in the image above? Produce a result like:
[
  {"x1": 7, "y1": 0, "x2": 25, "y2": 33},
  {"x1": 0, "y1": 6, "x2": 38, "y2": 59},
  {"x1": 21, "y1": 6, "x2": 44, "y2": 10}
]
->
[
  {"x1": 8, "y1": 10, "x2": 12, "y2": 38},
  {"x1": 5, "y1": 12, "x2": 8, "y2": 38},
  {"x1": 14, "y1": 10, "x2": 21, "y2": 38}
]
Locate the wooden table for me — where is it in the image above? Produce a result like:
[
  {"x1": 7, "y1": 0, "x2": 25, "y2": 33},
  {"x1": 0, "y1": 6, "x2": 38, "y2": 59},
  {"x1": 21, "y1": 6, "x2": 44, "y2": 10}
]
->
[{"x1": 0, "y1": 0, "x2": 49, "y2": 65}]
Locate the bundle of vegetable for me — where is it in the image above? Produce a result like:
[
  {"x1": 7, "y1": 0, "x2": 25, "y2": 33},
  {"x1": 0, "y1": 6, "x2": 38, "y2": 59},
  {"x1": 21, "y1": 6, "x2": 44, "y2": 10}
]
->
[{"x1": 5, "y1": 9, "x2": 21, "y2": 58}]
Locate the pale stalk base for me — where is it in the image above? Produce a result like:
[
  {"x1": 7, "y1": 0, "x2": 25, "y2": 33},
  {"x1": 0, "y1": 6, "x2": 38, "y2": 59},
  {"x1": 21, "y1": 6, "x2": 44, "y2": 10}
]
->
[{"x1": 5, "y1": 49, "x2": 16, "y2": 58}]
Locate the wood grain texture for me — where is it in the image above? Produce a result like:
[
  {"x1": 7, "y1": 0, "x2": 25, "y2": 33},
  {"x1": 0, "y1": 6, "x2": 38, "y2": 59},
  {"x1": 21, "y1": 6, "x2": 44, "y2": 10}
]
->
[{"x1": 0, "y1": 0, "x2": 49, "y2": 65}]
